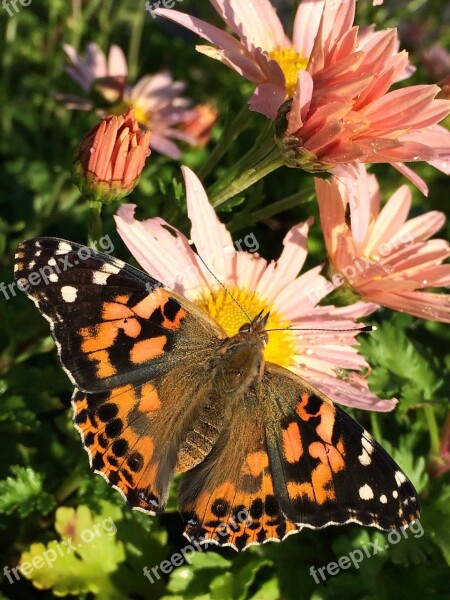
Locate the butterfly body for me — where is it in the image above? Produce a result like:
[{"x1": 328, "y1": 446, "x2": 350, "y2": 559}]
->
[{"x1": 14, "y1": 237, "x2": 421, "y2": 551}]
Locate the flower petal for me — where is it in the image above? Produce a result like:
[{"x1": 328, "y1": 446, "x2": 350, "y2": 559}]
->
[
  {"x1": 256, "y1": 219, "x2": 312, "y2": 303},
  {"x1": 114, "y1": 204, "x2": 208, "y2": 295},
  {"x1": 364, "y1": 184, "x2": 412, "y2": 255},
  {"x1": 183, "y1": 166, "x2": 235, "y2": 285},
  {"x1": 210, "y1": 0, "x2": 289, "y2": 51}
]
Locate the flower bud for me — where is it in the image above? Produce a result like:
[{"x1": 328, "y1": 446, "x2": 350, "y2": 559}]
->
[{"x1": 74, "y1": 107, "x2": 151, "y2": 204}]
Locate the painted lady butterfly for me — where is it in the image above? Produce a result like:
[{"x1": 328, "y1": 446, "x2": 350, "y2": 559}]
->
[{"x1": 14, "y1": 237, "x2": 420, "y2": 550}]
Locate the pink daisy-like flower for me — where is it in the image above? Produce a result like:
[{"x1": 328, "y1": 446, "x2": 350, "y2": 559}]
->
[
  {"x1": 315, "y1": 165, "x2": 450, "y2": 322},
  {"x1": 59, "y1": 43, "x2": 216, "y2": 158},
  {"x1": 156, "y1": 0, "x2": 450, "y2": 192},
  {"x1": 114, "y1": 166, "x2": 395, "y2": 412}
]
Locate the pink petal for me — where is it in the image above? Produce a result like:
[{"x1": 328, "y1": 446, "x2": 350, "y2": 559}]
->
[
  {"x1": 249, "y1": 83, "x2": 287, "y2": 118},
  {"x1": 210, "y1": 0, "x2": 289, "y2": 51},
  {"x1": 256, "y1": 219, "x2": 313, "y2": 303},
  {"x1": 389, "y1": 211, "x2": 446, "y2": 246},
  {"x1": 287, "y1": 70, "x2": 313, "y2": 133},
  {"x1": 391, "y1": 163, "x2": 429, "y2": 196},
  {"x1": 149, "y1": 133, "x2": 181, "y2": 159},
  {"x1": 108, "y1": 45, "x2": 127, "y2": 77},
  {"x1": 367, "y1": 290, "x2": 450, "y2": 323},
  {"x1": 274, "y1": 266, "x2": 328, "y2": 318},
  {"x1": 293, "y1": 0, "x2": 325, "y2": 56},
  {"x1": 154, "y1": 8, "x2": 262, "y2": 80},
  {"x1": 364, "y1": 185, "x2": 411, "y2": 255},
  {"x1": 416, "y1": 265, "x2": 450, "y2": 287},
  {"x1": 296, "y1": 369, "x2": 397, "y2": 412},
  {"x1": 114, "y1": 204, "x2": 208, "y2": 295},
  {"x1": 183, "y1": 166, "x2": 235, "y2": 284},
  {"x1": 315, "y1": 177, "x2": 346, "y2": 257},
  {"x1": 196, "y1": 44, "x2": 265, "y2": 82}
]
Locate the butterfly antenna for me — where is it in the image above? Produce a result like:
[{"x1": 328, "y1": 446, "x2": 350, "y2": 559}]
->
[
  {"x1": 264, "y1": 325, "x2": 376, "y2": 333},
  {"x1": 188, "y1": 240, "x2": 253, "y2": 323}
]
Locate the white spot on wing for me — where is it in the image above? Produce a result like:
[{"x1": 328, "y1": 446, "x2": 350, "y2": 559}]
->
[
  {"x1": 92, "y1": 271, "x2": 110, "y2": 285},
  {"x1": 55, "y1": 242, "x2": 72, "y2": 255},
  {"x1": 395, "y1": 471, "x2": 407, "y2": 486},
  {"x1": 100, "y1": 262, "x2": 121, "y2": 275},
  {"x1": 393, "y1": 490, "x2": 399, "y2": 499},
  {"x1": 380, "y1": 495, "x2": 387, "y2": 504},
  {"x1": 49, "y1": 273, "x2": 58, "y2": 282},
  {"x1": 61, "y1": 285, "x2": 77, "y2": 302},
  {"x1": 359, "y1": 484, "x2": 374, "y2": 500},
  {"x1": 358, "y1": 436, "x2": 374, "y2": 466},
  {"x1": 48, "y1": 258, "x2": 56, "y2": 266}
]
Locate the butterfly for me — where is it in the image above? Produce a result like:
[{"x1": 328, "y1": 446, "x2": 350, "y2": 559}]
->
[{"x1": 14, "y1": 237, "x2": 420, "y2": 551}]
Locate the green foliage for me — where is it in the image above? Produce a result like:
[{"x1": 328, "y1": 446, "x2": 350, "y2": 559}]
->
[{"x1": 0, "y1": 466, "x2": 56, "y2": 518}]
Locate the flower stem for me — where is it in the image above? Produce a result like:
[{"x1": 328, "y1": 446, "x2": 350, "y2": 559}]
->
[
  {"x1": 128, "y1": 7, "x2": 146, "y2": 81},
  {"x1": 209, "y1": 145, "x2": 285, "y2": 208},
  {"x1": 87, "y1": 200, "x2": 103, "y2": 248},
  {"x1": 370, "y1": 412, "x2": 383, "y2": 441},
  {"x1": 229, "y1": 187, "x2": 314, "y2": 232},
  {"x1": 424, "y1": 404, "x2": 441, "y2": 456},
  {"x1": 198, "y1": 104, "x2": 252, "y2": 180}
]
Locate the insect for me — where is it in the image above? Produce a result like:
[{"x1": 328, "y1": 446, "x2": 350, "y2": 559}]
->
[{"x1": 14, "y1": 237, "x2": 420, "y2": 551}]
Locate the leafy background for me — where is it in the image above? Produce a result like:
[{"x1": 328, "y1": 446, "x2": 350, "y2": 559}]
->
[{"x1": 0, "y1": 0, "x2": 449, "y2": 598}]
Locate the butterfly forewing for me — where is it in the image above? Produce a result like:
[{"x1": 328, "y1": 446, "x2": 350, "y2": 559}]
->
[{"x1": 14, "y1": 237, "x2": 210, "y2": 392}]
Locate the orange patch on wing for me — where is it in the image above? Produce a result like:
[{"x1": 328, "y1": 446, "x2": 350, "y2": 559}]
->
[
  {"x1": 287, "y1": 481, "x2": 315, "y2": 501},
  {"x1": 296, "y1": 393, "x2": 314, "y2": 421},
  {"x1": 102, "y1": 302, "x2": 134, "y2": 320},
  {"x1": 114, "y1": 294, "x2": 130, "y2": 304},
  {"x1": 311, "y1": 463, "x2": 335, "y2": 504},
  {"x1": 91, "y1": 350, "x2": 117, "y2": 378},
  {"x1": 244, "y1": 451, "x2": 269, "y2": 477},
  {"x1": 308, "y1": 441, "x2": 345, "y2": 504},
  {"x1": 130, "y1": 336, "x2": 166, "y2": 364},
  {"x1": 133, "y1": 290, "x2": 170, "y2": 319},
  {"x1": 138, "y1": 384, "x2": 161, "y2": 413},
  {"x1": 283, "y1": 422, "x2": 303, "y2": 463},
  {"x1": 315, "y1": 402, "x2": 336, "y2": 444},
  {"x1": 81, "y1": 323, "x2": 119, "y2": 353},
  {"x1": 162, "y1": 306, "x2": 187, "y2": 330}
]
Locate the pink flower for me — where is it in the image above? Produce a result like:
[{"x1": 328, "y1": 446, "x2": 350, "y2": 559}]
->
[
  {"x1": 114, "y1": 166, "x2": 396, "y2": 412},
  {"x1": 59, "y1": 44, "x2": 216, "y2": 159},
  {"x1": 315, "y1": 165, "x2": 450, "y2": 322},
  {"x1": 155, "y1": 0, "x2": 450, "y2": 192}
]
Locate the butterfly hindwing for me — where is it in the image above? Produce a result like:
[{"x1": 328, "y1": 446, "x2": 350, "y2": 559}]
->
[
  {"x1": 180, "y1": 364, "x2": 420, "y2": 550},
  {"x1": 262, "y1": 363, "x2": 421, "y2": 531},
  {"x1": 179, "y1": 387, "x2": 300, "y2": 550}
]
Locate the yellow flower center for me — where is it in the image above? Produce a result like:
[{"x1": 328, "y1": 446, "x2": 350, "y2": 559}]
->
[
  {"x1": 131, "y1": 100, "x2": 151, "y2": 127},
  {"x1": 269, "y1": 46, "x2": 308, "y2": 97},
  {"x1": 195, "y1": 287, "x2": 296, "y2": 369},
  {"x1": 111, "y1": 99, "x2": 150, "y2": 127}
]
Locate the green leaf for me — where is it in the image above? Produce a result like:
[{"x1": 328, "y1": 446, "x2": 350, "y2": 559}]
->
[
  {"x1": 19, "y1": 502, "x2": 125, "y2": 598},
  {"x1": 0, "y1": 466, "x2": 55, "y2": 517},
  {"x1": 360, "y1": 320, "x2": 442, "y2": 402}
]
